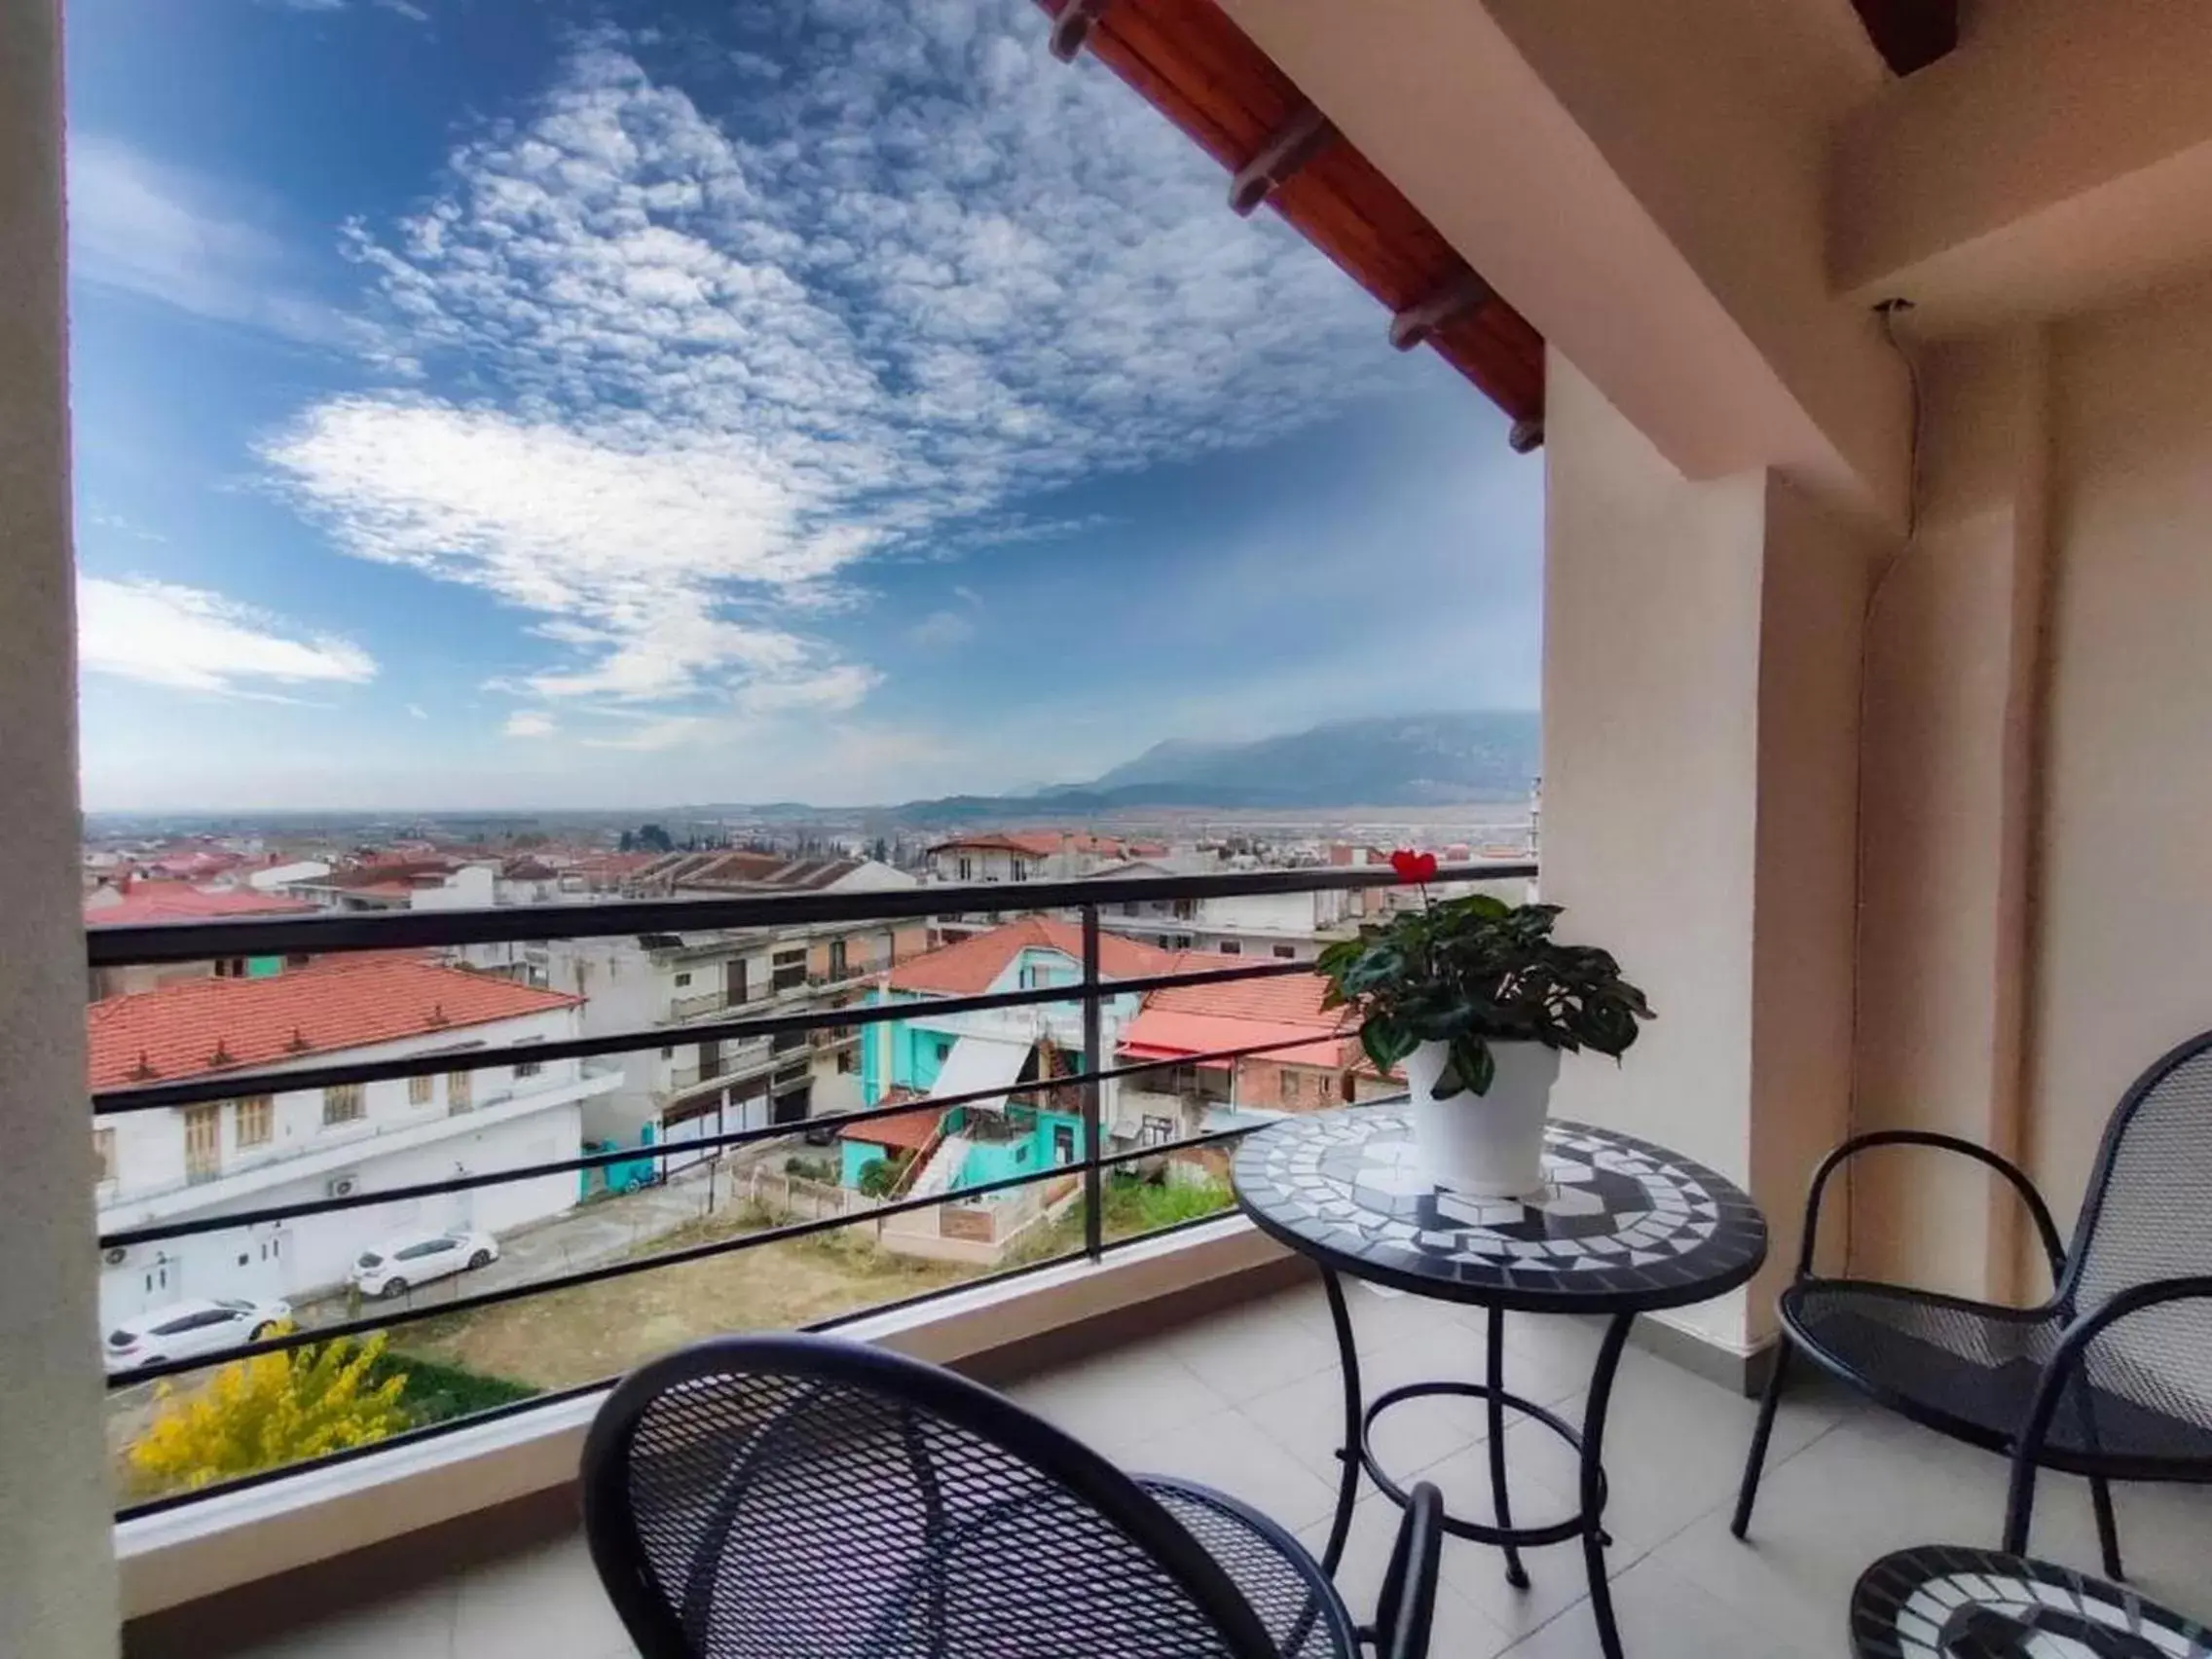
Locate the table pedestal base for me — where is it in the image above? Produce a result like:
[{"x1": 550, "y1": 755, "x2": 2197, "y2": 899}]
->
[{"x1": 1315, "y1": 1268, "x2": 1638, "y2": 1659}]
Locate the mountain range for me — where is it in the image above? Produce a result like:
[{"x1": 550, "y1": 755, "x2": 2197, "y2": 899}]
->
[{"x1": 889, "y1": 711, "x2": 1539, "y2": 823}]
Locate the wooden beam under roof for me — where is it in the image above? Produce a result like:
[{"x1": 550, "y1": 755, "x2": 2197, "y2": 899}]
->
[
  {"x1": 1035, "y1": 0, "x2": 1545, "y2": 435},
  {"x1": 1848, "y1": 0, "x2": 1958, "y2": 76}
]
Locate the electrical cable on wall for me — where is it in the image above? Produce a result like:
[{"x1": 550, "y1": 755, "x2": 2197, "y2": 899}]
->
[{"x1": 1833, "y1": 297, "x2": 1925, "y2": 1279}]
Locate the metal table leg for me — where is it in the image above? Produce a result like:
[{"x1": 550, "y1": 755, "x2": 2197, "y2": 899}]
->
[
  {"x1": 1579, "y1": 1314, "x2": 1636, "y2": 1659},
  {"x1": 1486, "y1": 1304, "x2": 1530, "y2": 1589},
  {"x1": 1318, "y1": 1266, "x2": 1364, "y2": 1575}
]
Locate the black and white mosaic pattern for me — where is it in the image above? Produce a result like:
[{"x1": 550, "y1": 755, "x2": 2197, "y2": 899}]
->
[
  {"x1": 1232, "y1": 1108, "x2": 1766, "y2": 1312},
  {"x1": 1852, "y1": 1545, "x2": 2212, "y2": 1659}
]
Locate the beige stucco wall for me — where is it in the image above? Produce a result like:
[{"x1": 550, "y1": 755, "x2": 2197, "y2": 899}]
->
[
  {"x1": 0, "y1": 2, "x2": 122, "y2": 1652},
  {"x1": 1543, "y1": 354, "x2": 1867, "y2": 1351},
  {"x1": 2026, "y1": 273, "x2": 2212, "y2": 1242},
  {"x1": 1848, "y1": 330, "x2": 2052, "y2": 1298}
]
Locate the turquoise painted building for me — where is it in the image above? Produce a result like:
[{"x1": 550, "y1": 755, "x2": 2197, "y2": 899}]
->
[{"x1": 844, "y1": 940, "x2": 1144, "y2": 1195}]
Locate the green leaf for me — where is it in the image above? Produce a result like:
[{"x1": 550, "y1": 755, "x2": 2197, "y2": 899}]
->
[{"x1": 1360, "y1": 1016, "x2": 1415, "y2": 1074}]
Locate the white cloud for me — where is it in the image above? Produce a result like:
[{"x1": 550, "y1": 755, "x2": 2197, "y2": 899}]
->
[
  {"x1": 907, "y1": 608, "x2": 976, "y2": 650},
  {"x1": 406, "y1": 702, "x2": 429, "y2": 719},
  {"x1": 261, "y1": 7, "x2": 1397, "y2": 747},
  {"x1": 68, "y1": 136, "x2": 353, "y2": 347},
  {"x1": 78, "y1": 576, "x2": 377, "y2": 693},
  {"x1": 502, "y1": 710, "x2": 558, "y2": 738}
]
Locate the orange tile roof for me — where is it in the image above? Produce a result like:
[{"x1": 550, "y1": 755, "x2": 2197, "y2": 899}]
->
[
  {"x1": 1141, "y1": 969, "x2": 1337, "y2": 1024},
  {"x1": 837, "y1": 1105, "x2": 943, "y2": 1153},
  {"x1": 1120, "y1": 1009, "x2": 1352, "y2": 1070},
  {"x1": 84, "y1": 883, "x2": 316, "y2": 928},
  {"x1": 886, "y1": 917, "x2": 1186, "y2": 995},
  {"x1": 88, "y1": 957, "x2": 581, "y2": 1089},
  {"x1": 1123, "y1": 967, "x2": 1354, "y2": 1069}
]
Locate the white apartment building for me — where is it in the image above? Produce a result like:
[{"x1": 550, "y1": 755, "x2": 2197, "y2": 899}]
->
[
  {"x1": 89, "y1": 956, "x2": 614, "y2": 1327},
  {"x1": 1085, "y1": 866, "x2": 1356, "y2": 961}
]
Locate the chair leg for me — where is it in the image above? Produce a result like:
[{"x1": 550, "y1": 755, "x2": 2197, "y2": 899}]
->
[
  {"x1": 2002, "y1": 1447, "x2": 2038, "y2": 1558},
  {"x1": 1730, "y1": 1337, "x2": 1793, "y2": 1540},
  {"x1": 2089, "y1": 1475, "x2": 2124, "y2": 1582}
]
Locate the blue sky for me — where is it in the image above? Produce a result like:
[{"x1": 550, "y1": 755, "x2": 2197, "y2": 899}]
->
[{"x1": 66, "y1": 0, "x2": 1541, "y2": 811}]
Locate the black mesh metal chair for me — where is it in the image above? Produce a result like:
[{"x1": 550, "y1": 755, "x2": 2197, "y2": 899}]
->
[
  {"x1": 581, "y1": 1334, "x2": 1443, "y2": 1659},
  {"x1": 1733, "y1": 1031, "x2": 2212, "y2": 1581}
]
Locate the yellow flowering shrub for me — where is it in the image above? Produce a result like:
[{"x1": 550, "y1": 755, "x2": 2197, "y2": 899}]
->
[{"x1": 126, "y1": 1329, "x2": 409, "y2": 1495}]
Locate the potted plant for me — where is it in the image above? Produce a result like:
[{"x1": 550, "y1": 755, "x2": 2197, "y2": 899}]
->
[{"x1": 1316, "y1": 853, "x2": 1654, "y2": 1197}]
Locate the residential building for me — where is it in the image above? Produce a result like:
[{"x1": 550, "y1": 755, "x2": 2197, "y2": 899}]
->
[
  {"x1": 82, "y1": 882, "x2": 318, "y2": 999},
  {"x1": 853, "y1": 918, "x2": 1196, "y2": 1189},
  {"x1": 1087, "y1": 865, "x2": 1357, "y2": 960},
  {"x1": 87, "y1": 956, "x2": 612, "y2": 1326},
  {"x1": 921, "y1": 831, "x2": 1152, "y2": 885},
  {"x1": 1113, "y1": 968, "x2": 1395, "y2": 1148},
  {"x1": 462, "y1": 855, "x2": 925, "y2": 1173}
]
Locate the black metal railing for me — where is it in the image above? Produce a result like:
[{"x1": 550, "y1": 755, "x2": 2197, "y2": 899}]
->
[{"x1": 90, "y1": 859, "x2": 1532, "y2": 1513}]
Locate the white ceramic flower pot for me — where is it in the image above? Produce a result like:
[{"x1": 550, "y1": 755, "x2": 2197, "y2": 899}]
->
[{"x1": 1404, "y1": 1039, "x2": 1559, "y2": 1198}]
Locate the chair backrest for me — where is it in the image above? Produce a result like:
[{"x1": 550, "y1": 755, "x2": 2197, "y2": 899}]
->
[
  {"x1": 2066, "y1": 1031, "x2": 2212, "y2": 1315},
  {"x1": 581, "y1": 1335, "x2": 1283, "y2": 1659}
]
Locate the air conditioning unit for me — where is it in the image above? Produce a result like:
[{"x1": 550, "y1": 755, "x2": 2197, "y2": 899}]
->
[{"x1": 326, "y1": 1174, "x2": 359, "y2": 1199}]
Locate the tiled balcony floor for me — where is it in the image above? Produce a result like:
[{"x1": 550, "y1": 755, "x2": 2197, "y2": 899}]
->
[{"x1": 233, "y1": 1277, "x2": 2212, "y2": 1658}]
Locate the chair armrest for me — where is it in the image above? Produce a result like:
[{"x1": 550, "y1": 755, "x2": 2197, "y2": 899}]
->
[
  {"x1": 1376, "y1": 1482, "x2": 1443, "y2": 1659},
  {"x1": 1794, "y1": 1131, "x2": 2066, "y2": 1284},
  {"x1": 2004, "y1": 1275, "x2": 2212, "y2": 1549}
]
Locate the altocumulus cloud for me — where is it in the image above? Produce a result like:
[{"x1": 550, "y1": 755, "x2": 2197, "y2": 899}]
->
[
  {"x1": 261, "y1": 2, "x2": 1393, "y2": 744},
  {"x1": 78, "y1": 576, "x2": 376, "y2": 694}
]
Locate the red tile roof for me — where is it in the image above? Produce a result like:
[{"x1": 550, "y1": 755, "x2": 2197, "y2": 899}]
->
[
  {"x1": 837, "y1": 1104, "x2": 943, "y2": 1153},
  {"x1": 84, "y1": 883, "x2": 316, "y2": 928},
  {"x1": 926, "y1": 831, "x2": 1129, "y2": 860},
  {"x1": 1122, "y1": 968, "x2": 1355, "y2": 1069},
  {"x1": 886, "y1": 917, "x2": 1189, "y2": 995},
  {"x1": 87, "y1": 957, "x2": 581, "y2": 1089}
]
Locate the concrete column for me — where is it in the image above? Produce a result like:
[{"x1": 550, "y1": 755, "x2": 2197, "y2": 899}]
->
[
  {"x1": 1542, "y1": 352, "x2": 1873, "y2": 1356},
  {"x1": 0, "y1": 2, "x2": 121, "y2": 1653},
  {"x1": 1850, "y1": 330, "x2": 2050, "y2": 1302}
]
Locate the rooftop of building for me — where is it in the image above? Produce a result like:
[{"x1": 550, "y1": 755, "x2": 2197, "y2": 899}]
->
[
  {"x1": 87, "y1": 956, "x2": 582, "y2": 1089},
  {"x1": 83, "y1": 881, "x2": 317, "y2": 929}
]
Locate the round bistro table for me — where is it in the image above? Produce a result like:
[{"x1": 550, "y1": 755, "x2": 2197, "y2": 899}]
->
[
  {"x1": 1851, "y1": 1545, "x2": 2212, "y2": 1659},
  {"x1": 1231, "y1": 1105, "x2": 1768, "y2": 1659}
]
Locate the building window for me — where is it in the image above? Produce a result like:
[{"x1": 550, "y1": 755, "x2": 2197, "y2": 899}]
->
[
  {"x1": 772, "y1": 948, "x2": 805, "y2": 992},
  {"x1": 322, "y1": 1083, "x2": 365, "y2": 1125},
  {"x1": 674, "y1": 971, "x2": 693, "y2": 988},
  {"x1": 1281, "y1": 1071, "x2": 1302, "y2": 1106},
  {"x1": 408, "y1": 1072, "x2": 433, "y2": 1106},
  {"x1": 1140, "y1": 1115, "x2": 1175, "y2": 1147},
  {"x1": 956, "y1": 856, "x2": 973, "y2": 881},
  {"x1": 184, "y1": 1103, "x2": 222, "y2": 1181},
  {"x1": 836, "y1": 1048, "x2": 857, "y2": 1075},
  {"x1": 234, "y1": 1094, "x2": 273, "y2": 1148},
  {"x1": 773, "y1": 1027, "x2": 807, "y2": 1054},
  {"x1": 1011, "y1": 859, "x2": 1027, "y2": 881},
  {"x1": 213, "y1": 956, "x2": 247, "y2": 978},
  {"x1": 829, "y1": 939, "x2": 848, "y2": 979},
  {"x1": 447, "y1": 1070, "x2": 473, "y2": 1112},
  {"x1": 1218, "y1": 940, "x2": 1242, "y2": 955},
  {"x1": 94, "y1": 1127, "x2": 116, "y2": 1184},
  {"x1": 1272, "y1": 944, "x2": 1298, "y2": 960},
  {"x1": 512, "y1": 1046, "x2": 542, "y2": 1080}
]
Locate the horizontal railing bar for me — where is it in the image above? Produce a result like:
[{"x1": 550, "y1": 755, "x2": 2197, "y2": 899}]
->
[
  {"x1": 89, "y1": 956, "x2": 1317, "y2": 1116},
  {"x1": 1094, "y1": 1124, "x2": 1262, "y2": 1171},
  {"x1": 104, "y1": 1152, "x2": 1115, "y2": 1388},
  {"x1": 87, "y1": 862, "x2": 1532, "y2": 967},
  {"x1": 97, "y1": 1028, "x2": 1352, "y2": 1246},
  {"x1": 108, "y1": 1226, "x2": 1127, "y2": 1524}
]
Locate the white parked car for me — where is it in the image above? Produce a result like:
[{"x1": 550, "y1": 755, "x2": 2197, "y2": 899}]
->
[
  {"x1": 104, "y1": 1295, "x2": 292, "y2": 1376},
  {"x1": 350, "y1": 1228, "x2": 499, "y2": 1299}
]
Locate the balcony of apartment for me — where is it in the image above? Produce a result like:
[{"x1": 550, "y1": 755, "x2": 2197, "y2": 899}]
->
[{"x1": 21, "y1": 1, "x2": 2212, "y2": 1655}]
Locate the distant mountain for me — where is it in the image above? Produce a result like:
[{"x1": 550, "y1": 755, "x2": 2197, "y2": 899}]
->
[{"x1": 891, "y1": 711, "x2": 1538, "y2": 823}]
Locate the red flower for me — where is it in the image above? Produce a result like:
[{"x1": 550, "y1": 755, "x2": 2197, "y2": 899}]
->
[{"x1": 1388, "y1": 848, "x2": 1439, "y2": 882}]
